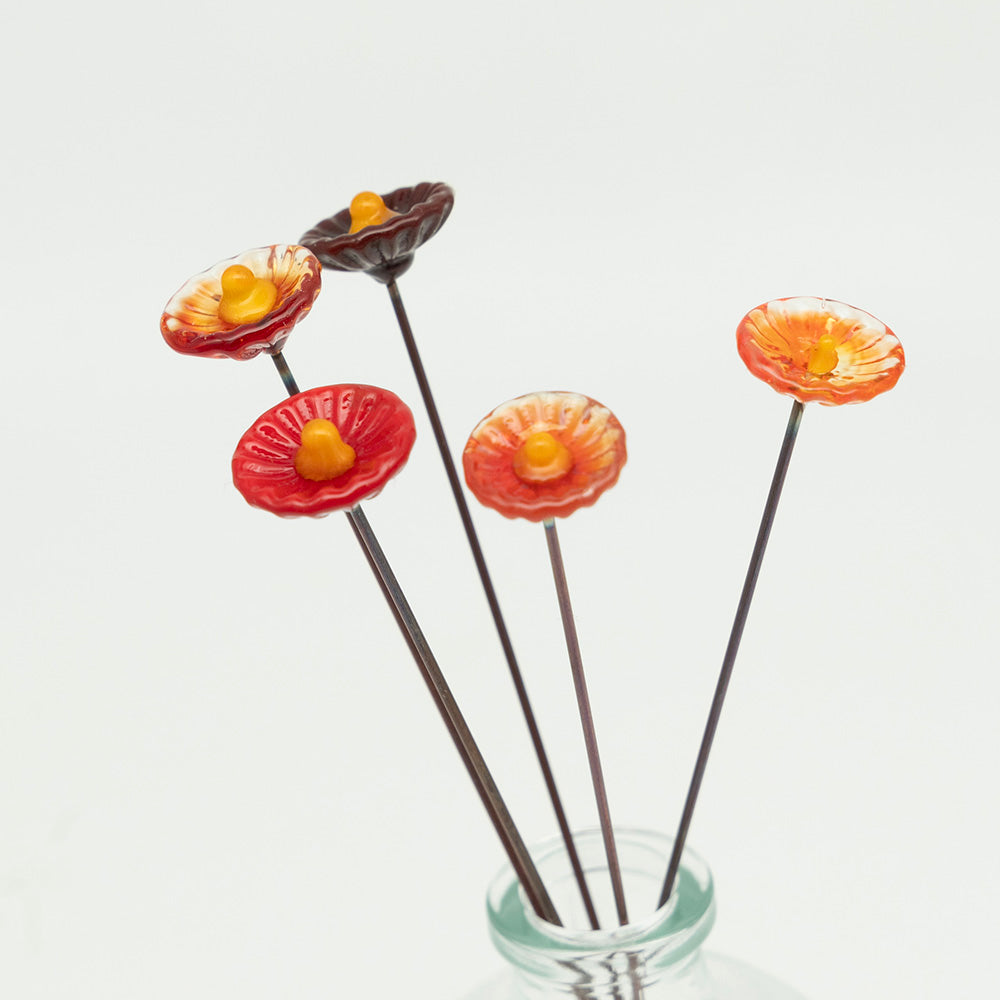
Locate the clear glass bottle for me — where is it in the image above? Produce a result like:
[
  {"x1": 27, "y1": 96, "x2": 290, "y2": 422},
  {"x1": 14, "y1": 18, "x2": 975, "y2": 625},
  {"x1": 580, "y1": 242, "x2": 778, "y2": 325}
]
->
[{"x1": 467, "y1": 828, "x2": 807, "y2": 1000}]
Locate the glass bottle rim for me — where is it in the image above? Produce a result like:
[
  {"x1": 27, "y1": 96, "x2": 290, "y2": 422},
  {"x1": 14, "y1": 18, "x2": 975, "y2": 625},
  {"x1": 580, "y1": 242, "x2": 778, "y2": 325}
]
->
[{"x1": 486, "y1": 827, "x2": 715, "y2": 965}]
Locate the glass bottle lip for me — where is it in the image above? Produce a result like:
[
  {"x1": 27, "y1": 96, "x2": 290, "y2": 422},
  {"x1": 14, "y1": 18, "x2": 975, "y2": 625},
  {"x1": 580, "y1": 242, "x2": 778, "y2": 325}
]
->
[{"x1": 486, "y1": 827, "x2": 715, "y2": 966}]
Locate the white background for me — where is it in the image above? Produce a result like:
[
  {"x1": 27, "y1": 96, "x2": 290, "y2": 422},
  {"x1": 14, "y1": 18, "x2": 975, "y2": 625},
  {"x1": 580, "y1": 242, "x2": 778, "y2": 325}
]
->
[{"x1": 2, "y1": 1, "x2": 998, "y2": 997}]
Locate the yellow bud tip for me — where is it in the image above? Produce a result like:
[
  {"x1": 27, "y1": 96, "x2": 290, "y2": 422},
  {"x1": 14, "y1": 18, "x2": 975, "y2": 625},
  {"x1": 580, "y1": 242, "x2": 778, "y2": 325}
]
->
[
  {"x1": 807, "y1": 333, "x2": 839, "y2": 376},
  {"x1": 218, "y1": 263, "x2": 278, "y2": 326},
  {"x1": 294, "y1": 419, "x2": 357, "y2": 481},
  {"x1": 513, "y1": 431, "x2": 573, "y2": 484},
  {"x1": 348, "y1": 191, "x2": 400, "y2": 234}
]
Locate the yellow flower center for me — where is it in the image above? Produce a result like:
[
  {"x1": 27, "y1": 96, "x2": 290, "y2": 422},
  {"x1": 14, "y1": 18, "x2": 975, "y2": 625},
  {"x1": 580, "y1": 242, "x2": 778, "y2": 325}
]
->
[
  {"x1": 513, "y1": 432, "x2": 573, "y2": 484},
  {"x1": 807, "y1": 333, "x2": 839, "y2": 375},
  {"x1": 348, "y1": 191, "x2": 400, "y2": 234},
  {"x1": 294, "y1": 419, "x2": 357, "y2": 481},
  {"x1": 218, "y1": 264, "x2": 279, "y2": 326}
]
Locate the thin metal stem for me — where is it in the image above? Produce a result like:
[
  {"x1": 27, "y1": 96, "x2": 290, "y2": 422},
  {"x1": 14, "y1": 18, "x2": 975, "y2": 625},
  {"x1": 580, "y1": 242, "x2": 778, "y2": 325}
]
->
[
  {"x1": 267, "y1": 354, "x2": 557, "y2": 922},
  {"x1": 543, "y1": 519, "x2": 629, "y2": 926},
  {"x1": 658, "y1": 400, "x2": 805, "y2": 907},
  {"x1": 270, "y1": 351, "x2": 300, "y2": 396},
  {"x1": 385, "y1": 278, "x2": 599, "y2": 928},
  {"x1": 346, "y1": 505, "x2": 561, "y2": 926},
  {"x1": 345, "y1": 512, "x2": 423, "y2": 673}
]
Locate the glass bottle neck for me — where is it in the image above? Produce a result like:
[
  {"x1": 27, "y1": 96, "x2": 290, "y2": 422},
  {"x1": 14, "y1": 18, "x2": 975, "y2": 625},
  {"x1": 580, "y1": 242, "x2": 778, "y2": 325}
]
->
[{"x1": 486, "y1": 828, "x2": 715, "y2": 999}]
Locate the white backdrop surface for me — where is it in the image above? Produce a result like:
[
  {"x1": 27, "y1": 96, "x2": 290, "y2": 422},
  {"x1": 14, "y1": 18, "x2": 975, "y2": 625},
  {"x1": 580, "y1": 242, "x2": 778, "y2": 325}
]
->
[{"x1": 2, "y1": 2, "x2": 998, "y2": 998}]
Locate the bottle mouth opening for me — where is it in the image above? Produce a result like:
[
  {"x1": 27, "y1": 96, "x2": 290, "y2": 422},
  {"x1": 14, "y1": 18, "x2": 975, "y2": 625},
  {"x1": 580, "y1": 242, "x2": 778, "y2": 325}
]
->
[{"x1": 487, "y1": 828, "x2": 715, "y2": 961}]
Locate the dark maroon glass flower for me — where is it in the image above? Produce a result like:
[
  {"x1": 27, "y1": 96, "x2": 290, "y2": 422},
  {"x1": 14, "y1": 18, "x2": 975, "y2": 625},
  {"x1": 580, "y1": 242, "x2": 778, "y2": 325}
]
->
[{"x1": 300, "y1": 182, "x2": 454, "y2": 283}]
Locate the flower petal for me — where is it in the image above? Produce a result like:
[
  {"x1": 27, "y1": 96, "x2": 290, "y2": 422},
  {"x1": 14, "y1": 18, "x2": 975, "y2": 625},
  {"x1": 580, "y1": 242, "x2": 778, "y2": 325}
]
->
[
  {"x1": 161, "y1": 245, "x2": 321, "y2": 360},
  {"x1": 463, "y1": 392, "x2": 627, "y2": 522},
  {"x1": 232, "y1": 385, "x2": 417, "y2": 517},
  {"x1": 301, "y1": 183, "x2": 454, "y2": 284},
  {"x1": 736, "y1": 297, "x2": 904, "y2": 405}
]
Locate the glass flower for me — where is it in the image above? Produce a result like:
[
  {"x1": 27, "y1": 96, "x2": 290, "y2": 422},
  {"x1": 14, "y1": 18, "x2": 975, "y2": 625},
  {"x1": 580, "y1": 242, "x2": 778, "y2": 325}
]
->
[
  {"x1": 232, "y1": 385, "x2": 417, "y2": 517},
  {"x1": 161, "y1": 245, "x2": 322, "y2": 360},
  {"x1": 463, "y1": 392, "x2": 627, "y2": 522},
  {"x1": 737, "y1": 296, "x2": 904, "y2": 405},
  {"x1": 300, "y1": 182, "x2": 454, "y2": 283}
]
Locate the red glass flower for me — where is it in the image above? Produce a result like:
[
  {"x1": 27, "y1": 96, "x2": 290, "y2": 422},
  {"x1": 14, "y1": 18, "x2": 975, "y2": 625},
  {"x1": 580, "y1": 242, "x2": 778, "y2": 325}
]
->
[
  {"x1": 737, "y1": 296, "x2": 904, "y2": 405},
  {"x1": 232, "y1": 385, "x2": 417, "y2": 517},
  {"x1": 300, "y1": 182, "x2": 454, "y2": 283},
  {"x1": 463, "y1": 392, "x2": 627, "y2": 522},
  {"x1": 161, "y1": 245, "x2": 322, "y2": 360}
]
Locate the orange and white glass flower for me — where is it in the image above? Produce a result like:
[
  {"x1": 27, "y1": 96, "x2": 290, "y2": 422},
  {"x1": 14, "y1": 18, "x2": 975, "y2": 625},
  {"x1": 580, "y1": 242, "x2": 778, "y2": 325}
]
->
[
  {"x1": 161, "y1": 245, "x2": 322, "y2": 360},
  {"x1": 463, "y1": 392, "x2": 627, "y2": 522},
  {"x1": 736, "y1": 296, "x2": 904, "y2": 405}
]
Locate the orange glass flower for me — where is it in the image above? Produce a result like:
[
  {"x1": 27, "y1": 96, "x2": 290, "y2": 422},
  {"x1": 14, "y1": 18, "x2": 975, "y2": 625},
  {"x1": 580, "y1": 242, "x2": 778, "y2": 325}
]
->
[
  {"x1": 232, "y1": 385, "x2": 417, "y2": 518},
  {"x1": 161, "y1": 245, "x2": 321, "y2": 360},
  {"x1": 300, "y1": 182, "x2": 454, "y2": 284},
  {"x1": 463, "y1": 392, "x2": 627, "y2": 522},
  {"x1": 737, "y1": 296, "x2": 904, "y2": 405}
]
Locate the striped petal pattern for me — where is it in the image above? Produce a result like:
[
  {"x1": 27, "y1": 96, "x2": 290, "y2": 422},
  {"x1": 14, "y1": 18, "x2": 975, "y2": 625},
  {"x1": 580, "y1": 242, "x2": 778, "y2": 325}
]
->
[
  {"x1": 161, "y1": 245, "x2": 321, "y2": 360},
  {"x1": 463, "y1": 392, "x2": 627, "y2": 522},
  {"x1": 232, "y1": 385, "x2": 417, "y2": 517},
  {"x1": 301, "y1": 182, "x2": 454, "y2": 284},
  {"x1": 737, "y1": 297, "x2": 904, "y2": 405}
]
